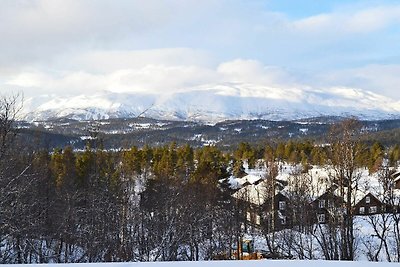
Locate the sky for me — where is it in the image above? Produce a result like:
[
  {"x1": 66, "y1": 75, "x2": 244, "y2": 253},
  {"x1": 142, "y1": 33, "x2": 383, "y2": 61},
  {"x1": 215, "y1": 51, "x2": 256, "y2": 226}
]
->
[{"x1": 0, "y1": 0, "x2": 400, "y2": 100}]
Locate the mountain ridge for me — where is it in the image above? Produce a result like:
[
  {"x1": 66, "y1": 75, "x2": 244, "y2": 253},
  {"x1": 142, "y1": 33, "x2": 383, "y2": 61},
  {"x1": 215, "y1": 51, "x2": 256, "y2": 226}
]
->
[{"x1": 22, "y1": 83, "x2": 400, "y2": 122}]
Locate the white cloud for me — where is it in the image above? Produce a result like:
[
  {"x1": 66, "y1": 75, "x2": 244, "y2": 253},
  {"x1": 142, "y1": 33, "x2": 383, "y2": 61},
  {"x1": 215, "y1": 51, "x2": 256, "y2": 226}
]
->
[
  {"x1": 0, "y1": 0, "x2": 220, "y2": 69},
  {"x1": 217, "y1": 59, "x2": 296, "y2": 86},
  {"x1": 315, "y1": 64, "x2": 400, "y2": 99},
  {"x1": 5, "y1": 49, "x2": 219, "y2": 96},
  {"x1": 1, "y1": 0, "x2": 399, "y2": 105},
  {"x1": 5, "y1": 56, "x2": 298, "y2": 97},
  {"x1": 6, "y1": 66, "x2": 213, "y2": 96},
  {"x1": 292, "y1": 5, "x2": 400, "y2": 35},
  {"x1": 0, "y1": 0, "x2": 176, "y2": 42},
  {"x1": 70, "y1": 48, "x2": 213, "y2": 73}
]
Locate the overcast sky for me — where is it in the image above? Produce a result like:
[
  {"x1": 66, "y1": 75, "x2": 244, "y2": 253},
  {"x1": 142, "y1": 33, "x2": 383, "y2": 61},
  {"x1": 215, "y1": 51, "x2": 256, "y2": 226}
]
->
[{"x1": 1, "y1": 0, "x2": 399, "y2": 99}]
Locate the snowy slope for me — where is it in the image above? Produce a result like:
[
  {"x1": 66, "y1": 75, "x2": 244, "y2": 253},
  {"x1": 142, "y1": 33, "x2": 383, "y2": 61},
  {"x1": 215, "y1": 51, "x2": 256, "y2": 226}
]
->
[{"x1": 22, "y1": 83, "x2": 400, "y2": 122}]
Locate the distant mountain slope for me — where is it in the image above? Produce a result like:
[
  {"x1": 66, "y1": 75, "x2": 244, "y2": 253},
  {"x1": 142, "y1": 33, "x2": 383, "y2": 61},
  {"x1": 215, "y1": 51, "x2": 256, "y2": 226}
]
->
[
  {"x1": 16, "y1": 117, "x2": 400, "y2": 150},
  {"x1": 22, "y1": 83, "x2": 400, "y2": 122}
]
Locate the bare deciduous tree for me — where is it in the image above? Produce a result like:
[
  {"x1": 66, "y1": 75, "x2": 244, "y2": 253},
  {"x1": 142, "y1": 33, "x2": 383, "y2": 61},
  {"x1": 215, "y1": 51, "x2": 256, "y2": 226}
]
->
[
  {"x1": 328, "y1": 118, "x2": 362, "y2": 260},
  {"x1": 0, "y1": 94, "x2": 23, "y2": 160}
]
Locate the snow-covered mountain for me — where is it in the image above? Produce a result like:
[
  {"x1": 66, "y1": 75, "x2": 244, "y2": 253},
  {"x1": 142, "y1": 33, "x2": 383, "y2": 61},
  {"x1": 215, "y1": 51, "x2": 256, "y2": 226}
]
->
[{"x1": 22, "y1": 83, "x2": 400, "y2": 122}]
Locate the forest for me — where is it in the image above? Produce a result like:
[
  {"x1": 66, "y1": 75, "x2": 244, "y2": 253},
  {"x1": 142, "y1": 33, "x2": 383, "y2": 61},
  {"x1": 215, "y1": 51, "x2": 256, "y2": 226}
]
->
[{"x1": 2, "y1": 96, "x2": 400, "y2": 263}]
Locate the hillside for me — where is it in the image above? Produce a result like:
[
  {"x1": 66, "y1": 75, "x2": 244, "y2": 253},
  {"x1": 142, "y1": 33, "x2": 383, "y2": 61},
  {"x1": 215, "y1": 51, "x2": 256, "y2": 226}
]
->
[{"x1": 15, "y1": 117, "x2": 400, "y2": 150}]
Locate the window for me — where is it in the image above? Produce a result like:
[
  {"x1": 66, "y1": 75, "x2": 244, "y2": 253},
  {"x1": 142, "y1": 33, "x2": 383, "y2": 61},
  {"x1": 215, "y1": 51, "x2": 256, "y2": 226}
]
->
[
  {"x1": 319, "y1": 199, "x2": 326, "y2": 209},
  {"x1": 370, "y1": 206, "x2": 377, "y2": 213},
  {"x1": 366, "y1": 196, "x2": 371, "y2": 204},
  {"x1": 328, "y1": 200, "x2": 333, "y2": 208},
  {"x1": 359, "y1": 207, "x2": 365, "y2": 214},
  {"x1": 318, "y1": 214, "x2": 325, "y2": 223},
  {"x1": 256, "y1": 215, "x2": 261, "y2": 225},
  {"x1": 279, "y1": 201, "x2": 286, "y2": 210}
]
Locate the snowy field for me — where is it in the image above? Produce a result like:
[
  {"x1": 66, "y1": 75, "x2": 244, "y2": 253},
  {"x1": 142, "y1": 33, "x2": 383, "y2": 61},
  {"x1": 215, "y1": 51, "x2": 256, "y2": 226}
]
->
[{"x1": 2, "y1": 260, "x2": 399, "y2": 267}]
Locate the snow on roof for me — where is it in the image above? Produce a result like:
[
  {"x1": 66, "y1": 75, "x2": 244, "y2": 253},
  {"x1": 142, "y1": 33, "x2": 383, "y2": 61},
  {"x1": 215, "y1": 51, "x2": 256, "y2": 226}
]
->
[
  {"x1": 281, "y1": 165, "x2": 334, "y2": 202},
  {"x1": 227, "y1": 173, "x2": 264, "y2": 190},
  {"x1": 392, "y1": 170, "x2": 400, "y2": 181},
  {"x1": 233, "y1": 180, "x2": 268, "y2": 206},
  {"x1": 245, "y1": 174, "x2": 263, "y2": 184}
]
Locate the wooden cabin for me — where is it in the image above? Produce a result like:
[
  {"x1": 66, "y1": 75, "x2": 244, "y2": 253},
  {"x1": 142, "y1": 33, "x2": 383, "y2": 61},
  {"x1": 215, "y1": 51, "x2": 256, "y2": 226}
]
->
[
  {"x1": 311, "y1": 191, "x2": 345, "y2": 224},
  {"x1": 262, "y1": 192, "x2": 292, "y2": 231},
  {"x1": 354, "y1": 193, "x2": 386, "y2": 215}
]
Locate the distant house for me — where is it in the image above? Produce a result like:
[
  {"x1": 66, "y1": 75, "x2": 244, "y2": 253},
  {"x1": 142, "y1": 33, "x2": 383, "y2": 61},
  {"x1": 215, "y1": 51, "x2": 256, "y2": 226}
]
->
[
  {"x1": 262, "y1": 192, "x2": 292, "y2": 231},
  {"x1": 311, "y1": 190, "x2": 344, "y2": 224},
  {"x1": 232, "y1": 180, "x2": 266, "y2": 228},
  {"x1": 232, "y1": 180, "x2": 293, "y2": 231},
  {"x1": 392, "y1": 171, "x2": 400, "y2": 189},
  {"x1": 354, "y1": 192, "x2": 386, "y2": 215}
]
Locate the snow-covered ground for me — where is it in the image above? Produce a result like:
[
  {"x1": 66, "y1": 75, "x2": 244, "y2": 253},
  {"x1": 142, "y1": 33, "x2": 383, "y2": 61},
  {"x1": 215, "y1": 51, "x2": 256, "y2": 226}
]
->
[{"x1": 2, "y1": 260, "x2": 399, "y2": 267}]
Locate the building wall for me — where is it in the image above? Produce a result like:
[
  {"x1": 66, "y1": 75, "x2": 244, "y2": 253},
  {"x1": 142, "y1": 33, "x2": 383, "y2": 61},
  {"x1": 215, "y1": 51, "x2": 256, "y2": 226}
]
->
[{"x1": 354, "y1": 193, "x2": 384, "y2": 215}]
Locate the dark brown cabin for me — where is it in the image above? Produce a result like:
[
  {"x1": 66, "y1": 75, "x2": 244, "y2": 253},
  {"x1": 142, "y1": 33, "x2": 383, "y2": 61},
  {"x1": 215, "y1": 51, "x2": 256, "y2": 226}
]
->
[
  {"x1": 262, "y1": 192, "x2": 292, "y2": 231},
  {"x1": 353, "y1": 193, "x2": 386, "y2": 215},
  {"x1": 311, "y1": 191, "x2": 344, "y2": 224}
]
